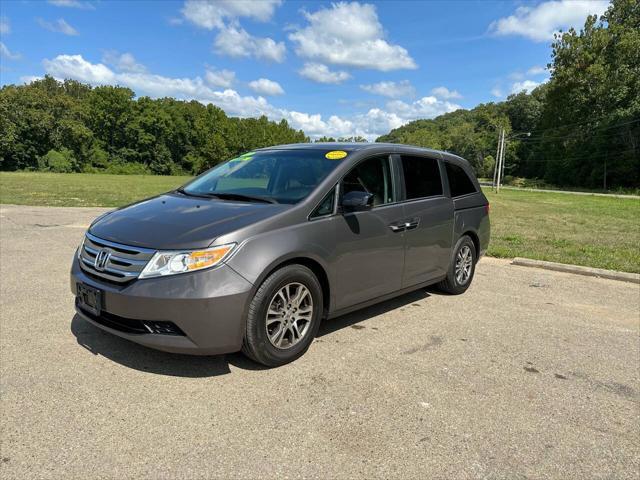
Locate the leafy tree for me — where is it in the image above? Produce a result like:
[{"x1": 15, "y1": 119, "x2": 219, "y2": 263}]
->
[
  {"x1": 377, "y1": 0, "x2": 638, "y2": 189},
  {"x1": 0, "y1": 76, "x2": 309, "y2": 175}
]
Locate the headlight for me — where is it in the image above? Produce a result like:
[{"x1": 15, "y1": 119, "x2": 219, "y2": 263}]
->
[
  {"x1": 77, "y1": 235, "x2": 86, "y2": 259},
  {"x1": 139, "y1": 243, "x2": 235, "y2": 279}
]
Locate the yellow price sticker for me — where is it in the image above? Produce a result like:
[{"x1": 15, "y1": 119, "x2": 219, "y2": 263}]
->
[{"x1": 325, "y1": 150, "x2": 348, "y2": 160}]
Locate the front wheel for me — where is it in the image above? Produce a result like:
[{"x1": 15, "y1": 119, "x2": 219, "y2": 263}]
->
[
  {"x1": 242, "y1": 264, "x2": 323, "y2": 367},
  {"x1": 436, "y1": 235, "x2": 477, "y2": 295}
]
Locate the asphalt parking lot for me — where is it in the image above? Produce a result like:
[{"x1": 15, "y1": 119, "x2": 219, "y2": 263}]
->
[{"x1": 1, "y1": 204, "x2": 639, "y2": 479}]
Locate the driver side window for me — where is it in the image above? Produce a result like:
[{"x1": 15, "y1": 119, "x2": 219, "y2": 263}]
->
[{"x1": 341, "y1": 155, "x2": 393, "y2": 206}]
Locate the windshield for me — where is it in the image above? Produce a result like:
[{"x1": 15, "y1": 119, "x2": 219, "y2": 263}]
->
[{"x1": 181, "y1": 150, "x2": 344, "y2": 204}]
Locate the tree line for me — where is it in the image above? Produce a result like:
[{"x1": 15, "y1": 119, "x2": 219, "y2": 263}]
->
[
  {"x1": 378, "y1": 0, "x2": 639, "y2": 189},
  {"x1": 0, "y1": 78, "x2": 308, "y2": 175},
  {"x1": 0, "y1": 0, "x2": 637, "y2": 189}
]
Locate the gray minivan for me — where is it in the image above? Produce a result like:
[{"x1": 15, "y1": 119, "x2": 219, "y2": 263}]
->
[{"x1": 71, "y1": 143, "x2": 490, "y2": 366}]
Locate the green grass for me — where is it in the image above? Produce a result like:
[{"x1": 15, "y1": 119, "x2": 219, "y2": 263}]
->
[
  {"x1": 2, "y1": 172, "x2": 639, "y2": 273},
  {"x1": 484, "y1": 189, "x2": 640, "y2": 273},
  {"x1": 0, "y1": 171, "x2": 191, "y2": 207}
]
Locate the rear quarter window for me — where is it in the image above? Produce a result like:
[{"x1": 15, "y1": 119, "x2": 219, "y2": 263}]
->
[{"x1": 445, "y1": 162, "x2": 477, "y2": 197}]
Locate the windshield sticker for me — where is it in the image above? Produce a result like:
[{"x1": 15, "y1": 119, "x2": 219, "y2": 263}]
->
[
  {"x1": 325, "y1": 150, "x2": 348, "y2": 160},
  {"x1": 230, "y1": 152, "x2": 254, "y2": 163}
]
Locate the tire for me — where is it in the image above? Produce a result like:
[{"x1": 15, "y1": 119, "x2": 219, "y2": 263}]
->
[
  {"x1": 241, "y1": 264, "x2": 323, "y2": 367},
  {"x1": 436, "y1": 235, "x2": 477, "y2": 295}
]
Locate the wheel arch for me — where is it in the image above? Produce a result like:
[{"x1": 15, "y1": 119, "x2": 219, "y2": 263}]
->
[
  {"x1": 460, "y1": 230, "x2": 480, "y2": 263},
  {"x1": 250, "y1": 255, "x2": 332, "y2": 319}
]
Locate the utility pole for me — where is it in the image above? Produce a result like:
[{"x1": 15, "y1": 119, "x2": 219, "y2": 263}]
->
[
  {"x1": 499, "y1": 130, "x2": 507, "y2": 190},
  {"x1": 492, "y1": 128, "x2": 502, "y2": 190},
  {"x1": 496, "y1": 129, "x2": 505, "y2": 193}
]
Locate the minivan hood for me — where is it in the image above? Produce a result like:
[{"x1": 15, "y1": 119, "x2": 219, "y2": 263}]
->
[{"x1": 89, "y1": 193, "x2": 289, "y2": 250}]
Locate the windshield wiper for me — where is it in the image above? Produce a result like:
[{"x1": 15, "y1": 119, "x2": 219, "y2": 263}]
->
[
  {"x1": 175, "y1": 187, "x2": 210, "y2": 198},
  {"x1": 204, "y1": 192, "x2": 278, "y2": 204}
]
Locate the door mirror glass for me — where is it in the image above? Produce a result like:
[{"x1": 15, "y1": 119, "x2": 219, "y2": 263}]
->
[{"x1": 341, "y1": 191, "x2": 374, "y2": 211}]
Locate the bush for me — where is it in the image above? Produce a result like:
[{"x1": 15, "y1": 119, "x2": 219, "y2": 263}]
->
[
  {"x1": 38, "y1": 149, "x2": 75, "y2": 173},
  {"x1": 504, "y1": 176, "x2": 527, "y2": 187},
  {"x1": 103, "y1": 162, "x2": 151, "y2": 175}
]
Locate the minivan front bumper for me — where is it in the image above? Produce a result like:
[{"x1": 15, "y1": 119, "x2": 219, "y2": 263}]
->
[{"x1": 70, "y1": 256, "x2": 253, "y2": 355}]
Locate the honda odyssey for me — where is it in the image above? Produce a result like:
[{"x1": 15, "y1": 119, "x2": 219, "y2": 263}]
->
[{"x1": 71, "y1": 143, "x2": 490, "y2": 366}]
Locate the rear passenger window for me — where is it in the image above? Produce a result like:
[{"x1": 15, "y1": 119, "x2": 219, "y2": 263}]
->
[
  {"x1": 445, "y1": 162, "x2": 477, "y2": 197},
  {"x1": 401, "y1": 156, "x2": 443, "y2": 200}
]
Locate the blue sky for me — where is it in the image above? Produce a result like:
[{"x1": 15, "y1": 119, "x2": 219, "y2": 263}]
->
[{"x1": 0, "y1": 0, "x2": 609, "y2": 139}]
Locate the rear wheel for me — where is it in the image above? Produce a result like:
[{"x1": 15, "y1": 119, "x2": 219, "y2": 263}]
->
[
  {"x1": 242, "y1": 264, "x2": 323, "y2": 367},
  {"x1": 436, "y1": 235, "x2": 477, "y2": 295}
]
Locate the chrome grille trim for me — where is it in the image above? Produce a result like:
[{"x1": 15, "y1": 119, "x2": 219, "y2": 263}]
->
[{"x1": 79, "y1": 232, "x2": 155, "y2": 283}]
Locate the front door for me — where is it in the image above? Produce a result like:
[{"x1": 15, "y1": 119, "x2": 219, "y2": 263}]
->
[{"x1": 332, "y1": 155, "x2": 406, "y2": 310}]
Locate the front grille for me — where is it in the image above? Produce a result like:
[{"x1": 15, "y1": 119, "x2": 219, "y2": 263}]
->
[
  {"x1": 79, "y1": 232, "x2": 155, "y2": 284},
  {"x1": 77, "y1": 299, "x2": 185, "y2": 336}
]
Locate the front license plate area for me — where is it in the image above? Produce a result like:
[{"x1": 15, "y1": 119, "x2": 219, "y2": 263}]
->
[{"x1": 77, "y1": 283, "x2": 102, "y2": 316}]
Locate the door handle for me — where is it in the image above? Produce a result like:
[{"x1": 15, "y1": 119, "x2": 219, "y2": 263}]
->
[
  {"x1": 404, "y1": 218, "x2": 420, "y2": 231},
  {"x1": 388, "y1": 223, "x2": 406, "y2": 232}
]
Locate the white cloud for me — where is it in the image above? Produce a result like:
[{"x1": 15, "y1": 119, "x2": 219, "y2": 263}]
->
[
  {"x1": 21, "y1": 76, "x2": 44, "y2": 84},
  {"x1": 511, "y1": 79, "x2": 543, "y2": 94},
  {"x1": 179, "y1": 1, "x2": 285, "y2": 63},
  {"x1": 286, "y1": 96, "x2": 460, "y2": 140},
  {"x1": 102, "y1": 51, "x2": 146, "y2": 73},
  {"x1": 289, "y1": 2, "x2": 416, "y2": 71},
  {"x1": 491, "y1": 87, "x2": 503, "y2": 98},
  {"x1": 37, "y1": 18, "x2": 79, "y2": 36},
  {"x1": 385, "y1": 96, "x2": 461, "y2": 123},
  {"x1": 40, "y1": 54, "x2": 457, "y2": 141},
  {"x1": 430, "y1": 86, "x2": 462, "y2": 100},
  {"x1": 41, "y1": 54, "x2": 275, "y2": 118},
  {"x1": 1, "y1": 16, "x2": 10, "y2": 35},
  {"x1": 248, "y1": 78, "x2": 284, "y2": 96},
  {"x1": 213, "y1": 25, "x2": 285, "y2": 62},
  {"x1": 205, "y1": 68, "x2": 235, "y2": 88},
  {"x1": 48, "y1": 0, "x2": 94, "y2": 9},
  {"x1": 527, "y1": 65, "x2": 547, "y2": 75},
  {"x1": 488, "y1": 0, "x2": 609, "y2": 42},
  {"x1": 181, "y1": 0, "x2": 282, "y2": 30},
  {"x1": 298, "y1": 63, "x2": 350, "y2": 84},
  {"x1": 43, "y1": 55, "x2": 115, "y2": 84},
  {"x1": 0, "y1": 42, "x2": 21, "y2": 61},
  {"x1": 361, "y1": 80, "x2": 415, "y2": 98}
]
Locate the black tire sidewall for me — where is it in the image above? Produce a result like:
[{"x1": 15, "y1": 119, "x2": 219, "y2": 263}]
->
[{"x1": 245, "y1": 265, "x2": 323, "y2": 366}]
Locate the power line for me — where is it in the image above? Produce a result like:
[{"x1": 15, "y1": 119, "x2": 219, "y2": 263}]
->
[
  {"x1": 512, "y1": 118, "x2": 640, "y2": 141},
  {"x1": 515, "y1": 115, "x2": 640, "y2": 136},
  {"x1": 505, "y1": 148, "x2": 637, "y2": 164}
]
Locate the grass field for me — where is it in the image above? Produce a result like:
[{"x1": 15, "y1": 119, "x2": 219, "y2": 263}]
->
[
  {"x1": 2, "y1": 171, "x2": 639, "y2": 273},
  {"x1": 484, "y1": 189, "x2": 639, "y2": 273},
  {"x1": 0, "y1": 171, "x2": 190, "y2": 207}
]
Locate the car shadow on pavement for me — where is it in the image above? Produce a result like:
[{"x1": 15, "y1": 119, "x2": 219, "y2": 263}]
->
[
  {"x1": 318, "y1": 288, "x2": 432, "y2": 337},
  {"x1": 70, "y1": 314, "x2": 263, "y2": 378},
  {"x1": 70, "y1": 287, "x2": 437, "y2": 377}
]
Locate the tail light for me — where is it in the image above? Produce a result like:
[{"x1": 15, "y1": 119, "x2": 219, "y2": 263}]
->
[{"x1": 485, "y1": 203, "x2": 490, "y2": 214}]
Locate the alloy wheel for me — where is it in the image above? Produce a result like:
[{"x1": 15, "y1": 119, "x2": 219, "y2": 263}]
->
[
  {"x1": 265, "y1": 282, "x2": 314, "y2": 349},
  {"x1": 455, "y1": 245, "x2": 473, "y2": 285}
]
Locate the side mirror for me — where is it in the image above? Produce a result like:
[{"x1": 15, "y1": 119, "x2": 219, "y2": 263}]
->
[{"x1": 341, "y1": 191, "x2": 374, "y2": 212}]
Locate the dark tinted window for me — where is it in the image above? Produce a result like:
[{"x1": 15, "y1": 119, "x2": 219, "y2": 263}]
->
[
  {"x1": 342, "y1": 156, "x2": 392, "y2": 206},
  {"x1": 310, "y1": 187, "x2": 336, "y2": 218},
  {"x1": 445, "y1": 162, "x2": 477, "y2": 197},
  {"x1": 401, "y1": 156, "x2": 442, "y2": 199}
]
